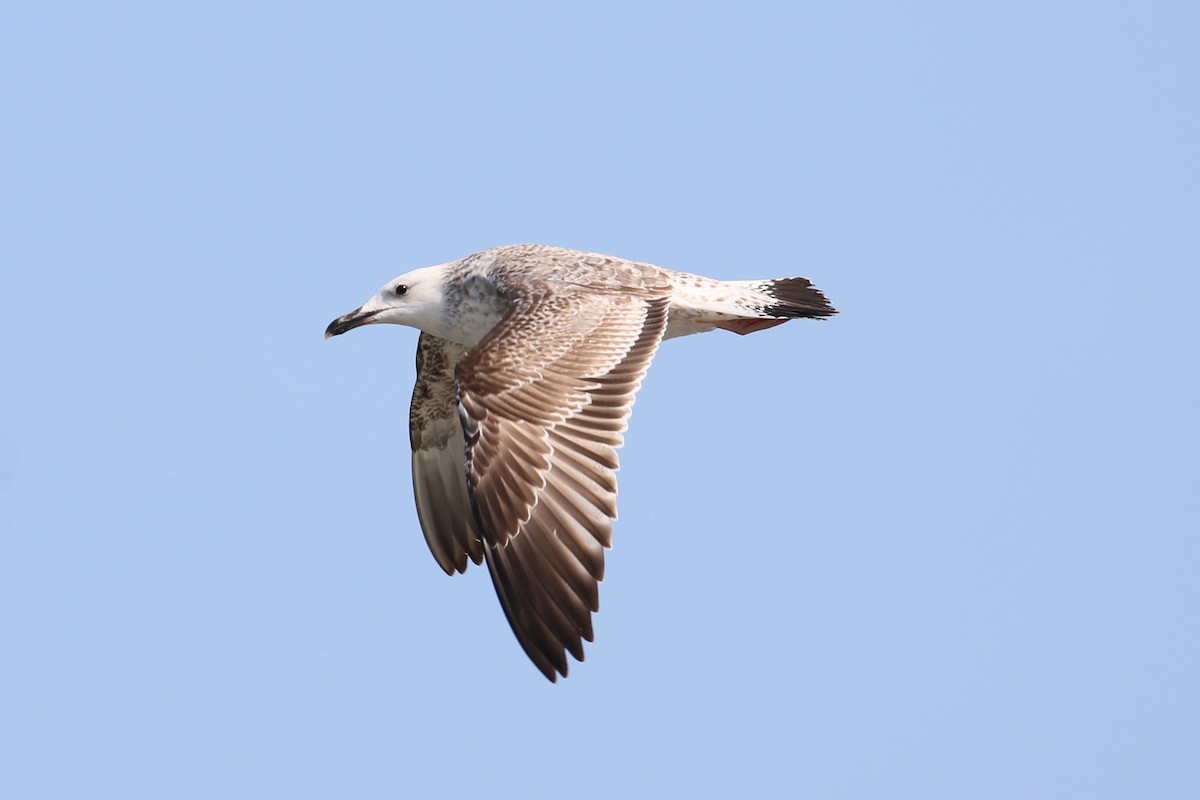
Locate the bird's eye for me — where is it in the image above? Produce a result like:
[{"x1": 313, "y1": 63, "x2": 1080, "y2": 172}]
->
[{"x1": 395, "y1": 284, "x2": 408, "y2": 296}]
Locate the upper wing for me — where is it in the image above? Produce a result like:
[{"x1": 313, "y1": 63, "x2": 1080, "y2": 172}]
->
[
  {"x1": 456, "y1": 287, "x2": 670, "y2": 681},
  {"x1": 410, "y1": 333, "x2": 484, "y2": 574}
]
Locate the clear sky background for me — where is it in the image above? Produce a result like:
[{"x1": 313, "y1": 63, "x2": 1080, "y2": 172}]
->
[{"x1": 3, "y1": 2, "x2": 1197, "y2": 798}]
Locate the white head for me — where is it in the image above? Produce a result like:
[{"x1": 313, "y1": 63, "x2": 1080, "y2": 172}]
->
[{"x1": 325, "y1": 265, "x2": 447, "y2": 339}]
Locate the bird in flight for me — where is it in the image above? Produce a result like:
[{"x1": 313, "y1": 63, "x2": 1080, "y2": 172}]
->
[{"x1": 326, "y1": 244, "x2": 836, "y2": 680}]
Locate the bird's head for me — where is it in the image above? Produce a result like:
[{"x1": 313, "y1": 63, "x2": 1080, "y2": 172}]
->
[{"x1": 325, "y1": 266, "x2": 444, "y2": 338}]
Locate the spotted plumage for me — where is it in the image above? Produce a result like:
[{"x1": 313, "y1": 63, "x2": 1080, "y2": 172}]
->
[{"x1": 326, "y1": 244, "x2": 836, "y2": 680}]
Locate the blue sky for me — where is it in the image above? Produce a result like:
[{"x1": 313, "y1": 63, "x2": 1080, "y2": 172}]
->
[{"x1": 2, "y1": 2, "x2": 1197, "y2": 797}]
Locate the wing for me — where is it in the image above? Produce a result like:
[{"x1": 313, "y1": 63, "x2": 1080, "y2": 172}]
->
[
  {"x1": 456, "y1": 287, "x2": 670, "y2": 681},
  {"x1": 410, "y1": 333, "x2": 484, "y2": 574}
]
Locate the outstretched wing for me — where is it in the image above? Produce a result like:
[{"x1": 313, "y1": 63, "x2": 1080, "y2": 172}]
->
[
  {"x1": 456, "y1": 287, "x2": 670, "y2": 680},
  {"x1": 409, "y1": 333, "x2": 483, "y2": 574}
]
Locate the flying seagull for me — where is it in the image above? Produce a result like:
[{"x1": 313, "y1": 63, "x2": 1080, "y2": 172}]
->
[{"x1": 325, "y1": 243, "x2": 836, "y2": 680}]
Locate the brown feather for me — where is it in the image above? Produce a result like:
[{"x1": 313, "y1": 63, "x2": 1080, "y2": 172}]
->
[{"x1": 457, "y1": 288, "x2": 670, "y2": 680}]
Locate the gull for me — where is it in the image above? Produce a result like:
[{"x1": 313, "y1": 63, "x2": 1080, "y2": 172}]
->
[{"x1": 325, "y1": 243, "x2": 836, "y2": 680}]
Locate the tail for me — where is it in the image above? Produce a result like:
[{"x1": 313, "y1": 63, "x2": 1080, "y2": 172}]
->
[
  {"x1": 760, "y1": 277, "x2": 837, "y2": 319},
  {"x1": 714, "y1": 277, "x2": 837, "y2": 335}
]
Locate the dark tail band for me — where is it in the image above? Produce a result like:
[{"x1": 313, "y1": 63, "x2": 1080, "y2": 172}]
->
[{"x1": 762, "y1": 277, "x2": 838, "y2": 319}]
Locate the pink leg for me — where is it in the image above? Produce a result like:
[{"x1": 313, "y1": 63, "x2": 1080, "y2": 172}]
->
[{"x1": 713, "y1": 318, "x2": 789, "y2": 335}]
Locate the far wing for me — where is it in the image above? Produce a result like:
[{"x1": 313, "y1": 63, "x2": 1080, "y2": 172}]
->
[{"x1": 409, "y1": 333, "x2": 483, "y2": 574}]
